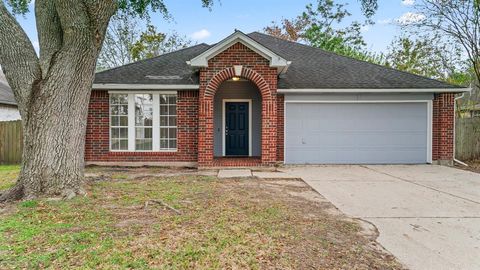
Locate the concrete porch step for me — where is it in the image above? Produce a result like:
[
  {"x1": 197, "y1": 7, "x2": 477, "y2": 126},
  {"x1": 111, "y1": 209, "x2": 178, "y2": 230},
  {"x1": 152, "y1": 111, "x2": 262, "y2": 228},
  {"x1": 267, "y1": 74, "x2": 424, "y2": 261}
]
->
[{"x1": 217, "y1": 169, "x2": 252, "y2": 178}]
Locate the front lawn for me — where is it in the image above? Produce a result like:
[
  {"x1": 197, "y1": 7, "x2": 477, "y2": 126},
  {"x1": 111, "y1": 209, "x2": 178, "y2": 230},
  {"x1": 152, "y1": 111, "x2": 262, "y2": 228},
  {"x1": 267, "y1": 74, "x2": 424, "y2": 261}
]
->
[
  {"x1": 0, "y1": 167, "x2": 402, "y2": 269},
  {"x1": 0, "y1": 165, "x2": 19, "y2": 191}
]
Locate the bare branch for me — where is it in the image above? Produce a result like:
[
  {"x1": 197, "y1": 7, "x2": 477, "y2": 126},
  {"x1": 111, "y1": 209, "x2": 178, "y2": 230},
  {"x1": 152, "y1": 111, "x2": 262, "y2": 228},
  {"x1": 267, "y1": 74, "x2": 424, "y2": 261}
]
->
[{"x1": 0, "y1": 1, "x2": 41, "y2": 106}]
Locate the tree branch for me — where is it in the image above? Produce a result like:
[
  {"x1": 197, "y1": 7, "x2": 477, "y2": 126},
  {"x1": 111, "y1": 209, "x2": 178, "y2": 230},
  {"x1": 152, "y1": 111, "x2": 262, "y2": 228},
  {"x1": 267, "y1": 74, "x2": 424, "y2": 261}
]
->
[
  {"x1": 0, "y1": 1, "x2": 41, "y2": 107},
  {"x1": 35, "y1": 0, "x2": 63, "y2": 77}
]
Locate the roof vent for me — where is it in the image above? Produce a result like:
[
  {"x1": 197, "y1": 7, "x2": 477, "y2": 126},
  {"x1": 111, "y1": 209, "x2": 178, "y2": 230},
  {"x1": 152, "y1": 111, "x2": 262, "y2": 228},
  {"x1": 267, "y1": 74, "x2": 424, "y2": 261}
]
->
[{"x1": 146, "y1": 75, "x2": 182, "y2": 80}]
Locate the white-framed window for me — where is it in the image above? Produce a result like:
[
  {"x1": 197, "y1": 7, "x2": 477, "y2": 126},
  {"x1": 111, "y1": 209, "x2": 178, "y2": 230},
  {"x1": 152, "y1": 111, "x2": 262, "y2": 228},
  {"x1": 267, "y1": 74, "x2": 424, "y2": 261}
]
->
[
  {"x1": 109, "y1": 92, "x2": 177, "y2": 152},
  {"x1": 135, "y1": 94, "x2": 153, "y2": 151},
  {"x1": 160, "y1": 94, "x2": 177, "y2": 150},
  {"x1": 110, "y1": 94, "x2": 129, "y2": 150}
]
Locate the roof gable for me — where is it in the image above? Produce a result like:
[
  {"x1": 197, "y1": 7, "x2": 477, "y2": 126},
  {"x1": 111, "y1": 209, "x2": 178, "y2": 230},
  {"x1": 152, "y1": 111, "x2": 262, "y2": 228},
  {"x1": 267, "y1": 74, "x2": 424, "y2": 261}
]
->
[{"x1": 187, "y1": 30, "x2": 290, "y2": 68}]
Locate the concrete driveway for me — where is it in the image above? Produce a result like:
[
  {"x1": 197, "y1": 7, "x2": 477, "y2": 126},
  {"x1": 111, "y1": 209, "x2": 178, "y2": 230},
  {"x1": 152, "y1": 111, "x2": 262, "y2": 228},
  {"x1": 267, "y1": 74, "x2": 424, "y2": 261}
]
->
[{"x1": 280, "y1": 165, "x2": 480, "y2": 270}]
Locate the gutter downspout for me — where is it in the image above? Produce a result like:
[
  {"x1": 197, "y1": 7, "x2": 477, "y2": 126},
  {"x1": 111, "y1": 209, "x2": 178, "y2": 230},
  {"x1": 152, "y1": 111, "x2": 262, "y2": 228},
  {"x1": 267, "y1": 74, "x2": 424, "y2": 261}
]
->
[{"x1": 454, "y1": 92, "x2": 469, "y2": 167}]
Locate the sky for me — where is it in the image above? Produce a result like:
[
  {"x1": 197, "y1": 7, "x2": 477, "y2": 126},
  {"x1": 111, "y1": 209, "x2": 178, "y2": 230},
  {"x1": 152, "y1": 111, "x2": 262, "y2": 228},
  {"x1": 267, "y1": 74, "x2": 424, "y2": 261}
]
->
[{"x1": 14, "y1": 0, "x2": 424, "y2": 54}]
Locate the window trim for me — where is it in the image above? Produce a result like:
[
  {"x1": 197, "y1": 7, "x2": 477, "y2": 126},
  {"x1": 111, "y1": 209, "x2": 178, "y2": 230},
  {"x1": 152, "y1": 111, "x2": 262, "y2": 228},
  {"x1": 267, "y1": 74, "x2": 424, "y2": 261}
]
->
[
  {"x1": 109, "y1": 91, "x2": 178, "y2": 153},
  {"x1": 109, "y1": 94, "x2": 129, "y2": 151}
]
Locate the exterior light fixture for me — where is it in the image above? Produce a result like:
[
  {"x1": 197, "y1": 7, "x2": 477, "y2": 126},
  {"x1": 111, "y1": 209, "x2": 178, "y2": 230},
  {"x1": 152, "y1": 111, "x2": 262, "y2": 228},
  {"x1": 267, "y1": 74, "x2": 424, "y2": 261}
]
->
[{"x1": 232, "y1": 76, "x2": 240, "y2": 81}]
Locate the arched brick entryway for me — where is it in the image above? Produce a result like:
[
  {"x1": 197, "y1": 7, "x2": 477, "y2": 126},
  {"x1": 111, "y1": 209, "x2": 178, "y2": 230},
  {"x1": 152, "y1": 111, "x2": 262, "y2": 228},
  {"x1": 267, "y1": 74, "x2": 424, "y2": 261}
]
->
[{"x1": 198, "y1": 66, "x2": 277, "y2": 167}]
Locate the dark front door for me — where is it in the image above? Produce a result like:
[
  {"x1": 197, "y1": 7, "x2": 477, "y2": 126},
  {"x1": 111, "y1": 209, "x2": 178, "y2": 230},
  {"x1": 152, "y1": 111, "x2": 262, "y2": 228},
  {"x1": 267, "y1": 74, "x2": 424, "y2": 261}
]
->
[{"x1": 225, "y1": 102, "x2": 249, "y2": 156}]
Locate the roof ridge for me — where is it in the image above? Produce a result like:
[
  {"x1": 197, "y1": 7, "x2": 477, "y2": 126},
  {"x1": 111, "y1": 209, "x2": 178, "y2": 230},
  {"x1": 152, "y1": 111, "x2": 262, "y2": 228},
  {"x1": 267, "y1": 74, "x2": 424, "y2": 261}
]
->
[
  {"x1": 249, "y1": 31, "x2": 465, "y2": 89},
  {"x1": 95, "y1": 43, "x2": 211, "y2": 75}
]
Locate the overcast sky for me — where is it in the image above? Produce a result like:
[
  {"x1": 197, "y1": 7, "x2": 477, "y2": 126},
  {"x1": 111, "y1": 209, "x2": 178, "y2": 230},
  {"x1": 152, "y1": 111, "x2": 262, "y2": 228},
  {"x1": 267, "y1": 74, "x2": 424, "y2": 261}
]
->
[{"x1": 14, "y1": 0, "x2": 424, "y2": 54}]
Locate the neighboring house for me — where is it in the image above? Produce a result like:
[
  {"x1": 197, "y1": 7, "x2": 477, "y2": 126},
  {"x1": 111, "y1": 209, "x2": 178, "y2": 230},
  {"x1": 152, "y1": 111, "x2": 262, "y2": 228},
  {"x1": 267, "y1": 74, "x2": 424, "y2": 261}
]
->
[
  {"x1": 0, "y1": 74, "x2": 21, "y2": 122},
  {"x1": 459, "y1": 104, "x2": 480, "y2": 118},
  {"x1": 87, "y1": 30, "x2": 469, "y2": 167}
]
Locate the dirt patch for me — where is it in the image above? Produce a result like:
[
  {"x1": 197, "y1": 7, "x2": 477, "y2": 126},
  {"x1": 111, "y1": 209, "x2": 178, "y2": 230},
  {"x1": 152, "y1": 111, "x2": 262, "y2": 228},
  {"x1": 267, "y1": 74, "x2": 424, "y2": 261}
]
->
[
  {"x1": 455, "y1": 160, "x2": 480, "y2": 174},
  {"x1": 0, "y1": 169, "x2": 403, "y2": 269}
]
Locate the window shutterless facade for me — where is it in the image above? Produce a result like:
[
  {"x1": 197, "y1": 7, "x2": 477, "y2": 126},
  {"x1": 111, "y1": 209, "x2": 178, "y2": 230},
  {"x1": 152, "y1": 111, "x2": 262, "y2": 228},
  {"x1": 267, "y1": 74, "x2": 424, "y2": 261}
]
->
[{"x1": 109, "y1": 92, "x2": 177, "y2": 152}]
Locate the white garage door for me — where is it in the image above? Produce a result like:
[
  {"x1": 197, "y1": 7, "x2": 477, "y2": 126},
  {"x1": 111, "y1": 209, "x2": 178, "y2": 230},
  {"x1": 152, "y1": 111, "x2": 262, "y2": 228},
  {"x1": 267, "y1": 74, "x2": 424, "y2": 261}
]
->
[{"x1": 285, "y1": 102, "x2": 430, "y2": 164}]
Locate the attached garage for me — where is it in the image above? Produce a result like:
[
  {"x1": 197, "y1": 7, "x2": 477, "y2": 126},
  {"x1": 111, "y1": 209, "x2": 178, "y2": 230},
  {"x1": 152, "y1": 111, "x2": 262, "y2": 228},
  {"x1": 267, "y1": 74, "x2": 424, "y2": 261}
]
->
[{"x1": 284, "y1": 95, "x2": 433, "y2": 165}]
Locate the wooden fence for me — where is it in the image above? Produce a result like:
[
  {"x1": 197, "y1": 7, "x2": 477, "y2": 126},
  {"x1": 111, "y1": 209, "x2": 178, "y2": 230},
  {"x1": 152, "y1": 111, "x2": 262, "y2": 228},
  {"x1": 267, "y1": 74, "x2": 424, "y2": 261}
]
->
[
  {"x1": 0, "y1": 120, "x2": 22, "y2": 164},
  {"x1": 456, "y1": 118, "x2": 480, "y2": 161}
]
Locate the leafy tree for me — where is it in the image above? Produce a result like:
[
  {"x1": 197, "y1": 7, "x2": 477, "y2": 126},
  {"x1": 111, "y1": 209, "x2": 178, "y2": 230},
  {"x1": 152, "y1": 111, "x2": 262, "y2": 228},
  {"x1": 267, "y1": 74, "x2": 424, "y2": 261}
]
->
[
  {"x1": 407, "y1": 0, "x2": 480, "y2": 88},
  {"x1": 130, "y1": 25, "x2": 191, "y2": 62},
  {"x1": 97, "y1": 12, "x2": 138, "y2": 70},
  {"x1": 0, "y1": 0, "x2": 213, "y2": 202},
  {"x1": 97, "y1": 14, "x2": 192, "y2": 70},
  {"x1": 385, "y1": 35, "x2": 468, "y2": 83},
  {"x1": 264, "y1": 0, "x2": 384, "y2": 64}
]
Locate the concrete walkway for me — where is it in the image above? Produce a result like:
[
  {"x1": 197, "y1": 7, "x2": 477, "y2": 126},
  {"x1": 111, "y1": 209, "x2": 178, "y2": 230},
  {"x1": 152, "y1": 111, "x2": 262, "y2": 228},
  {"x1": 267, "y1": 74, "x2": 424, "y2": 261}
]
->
[{"x1": 281, "y1": 165, "x2": 480, "y2": 270}]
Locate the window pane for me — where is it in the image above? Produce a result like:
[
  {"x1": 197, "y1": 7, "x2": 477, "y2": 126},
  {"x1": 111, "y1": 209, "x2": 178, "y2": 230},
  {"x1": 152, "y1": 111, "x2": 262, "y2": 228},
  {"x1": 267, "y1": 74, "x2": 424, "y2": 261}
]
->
[
  {"x1": 111, "y1": 128, "x2": 119, "y2": 138},
  {"x1": 118, "y1": 95, "x2": 128, "y2": 104},
  {"x1": 160, "y1": 139, "x2": 168, "y2": 149},
  {"x1": 120, "y1": 128, "x2": 128, "y2": 138},
  {"x1": 168, "y1": 95, "x2": 176, "y2": 104},
  {"x1": 110, "y1": 95, "x2": 118, "y2": 104},
  {"x1": 111, "y1": 139, "x2": 119, "y2": 150},
  {"x1": 110, "y1": 105, "x2": 119, "y2": 115},
  {"x1": 144, "y1": 128, "x2": 152, "y2": 138},
  {"x1": 169, "y1": 140, "x2": 177, "y2": 149},
  {"x1": 135, "y1": 128, "x2": 143, "y2": 138},
  {"x1": 120, "y1": 140, "x2": 128, "y2": 150},
  {"x1": 119, "y1": 116, "x2": 128, "y2": 126},
  {"x1": 169, "y1": 116, "x2": 177, "y2": 126},
  {"x1": 160, "y1": 105, "x2": 168, "y2": 115},
  {"x1": 111, "y1": 116, "x2": 119, "y2": 126},
  {"x1": 136, "y1": 139, "x2": 152, "y2": 151},
  {"x1": 119, "y1": 105, "x2": 128, "y2": 115},
  {"x1": 110, "y1": 94, "x2": 128, "y2": 105},
  {"x1": 160, "y1": 128, "x2": 168, "y2": 139},
  {"x1": 169, "y1": 128, "x2": 177, "y2": 139},
  {"x1": 160, "y1": 95, "x2": 168, "y2": 104},
  {"x1": 160, "y1": 116, "x2": 168, "y2": 126},
  {"x1": 169, "y1": 105, "x2": 176, "y2": 115}
]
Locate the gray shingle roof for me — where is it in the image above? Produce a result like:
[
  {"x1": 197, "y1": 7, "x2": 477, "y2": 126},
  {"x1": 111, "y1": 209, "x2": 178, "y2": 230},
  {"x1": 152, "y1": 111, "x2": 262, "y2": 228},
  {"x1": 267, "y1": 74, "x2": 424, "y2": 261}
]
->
[
  {"x1": 94, "y1": 31, "x2": 463, "y2": 89},
  {"x1": 0, "y1": 74, "x2": 16, "y2": 106},
  {"x1": 94, "y1": 44, "x2": 211, "y2": 85}
]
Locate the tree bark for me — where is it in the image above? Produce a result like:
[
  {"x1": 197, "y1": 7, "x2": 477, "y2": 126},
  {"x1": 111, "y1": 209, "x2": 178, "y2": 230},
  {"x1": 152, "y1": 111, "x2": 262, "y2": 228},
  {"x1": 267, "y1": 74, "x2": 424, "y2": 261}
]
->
[{"x1": 0, "y1": 0, "x2": 116, "y2": 201}]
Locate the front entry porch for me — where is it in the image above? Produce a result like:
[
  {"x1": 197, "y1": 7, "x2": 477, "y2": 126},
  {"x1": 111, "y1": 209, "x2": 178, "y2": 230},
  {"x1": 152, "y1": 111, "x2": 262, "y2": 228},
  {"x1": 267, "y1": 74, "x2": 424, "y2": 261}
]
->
[
  {"x1": 213, "y1": 81, "x2": 261, "y2": 158},
  {"x1": 197, "y1": 64, "x2": 278, "y2": 168}
]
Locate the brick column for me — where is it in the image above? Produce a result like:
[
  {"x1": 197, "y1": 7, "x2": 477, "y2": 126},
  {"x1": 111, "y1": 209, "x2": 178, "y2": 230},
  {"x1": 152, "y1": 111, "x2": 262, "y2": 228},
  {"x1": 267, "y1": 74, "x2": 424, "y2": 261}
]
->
[{"x1": 432, "y1": 93, "x2": 455, "y2": 165}]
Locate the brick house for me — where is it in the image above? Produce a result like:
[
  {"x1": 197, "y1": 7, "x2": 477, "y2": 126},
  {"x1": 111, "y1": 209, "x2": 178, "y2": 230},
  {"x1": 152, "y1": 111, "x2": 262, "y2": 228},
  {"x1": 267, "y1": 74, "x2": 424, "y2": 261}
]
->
[{"x1": 87, "y1": 31, "x2": 468, "y2": 168}]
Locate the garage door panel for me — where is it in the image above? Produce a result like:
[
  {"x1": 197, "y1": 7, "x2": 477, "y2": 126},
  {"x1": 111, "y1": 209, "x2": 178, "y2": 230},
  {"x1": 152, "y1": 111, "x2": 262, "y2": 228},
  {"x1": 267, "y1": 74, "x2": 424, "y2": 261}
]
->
[
  {"x1": 285, "y1": 103, "x2": 429, "y2": 164},
  {"x1": 296, "y1": 134, "x2": 427, "y2": 148}
]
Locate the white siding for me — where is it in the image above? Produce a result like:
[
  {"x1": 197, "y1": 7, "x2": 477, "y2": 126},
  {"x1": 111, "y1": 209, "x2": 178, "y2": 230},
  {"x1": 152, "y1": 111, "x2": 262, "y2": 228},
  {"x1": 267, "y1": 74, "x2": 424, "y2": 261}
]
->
[{"x1": 0, "y1": 105, "x2": 21, "y2": 121}]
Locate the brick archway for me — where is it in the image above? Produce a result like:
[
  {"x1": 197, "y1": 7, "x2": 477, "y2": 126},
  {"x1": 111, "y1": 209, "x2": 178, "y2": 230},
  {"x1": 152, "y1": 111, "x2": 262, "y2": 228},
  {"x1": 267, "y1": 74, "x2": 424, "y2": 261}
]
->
[
  {"x1": 198, "y1": 66, "x2": 277, "y2": 167},
  {"x1": 204, "y1": 67, "x2": 272, "y2": 99}
]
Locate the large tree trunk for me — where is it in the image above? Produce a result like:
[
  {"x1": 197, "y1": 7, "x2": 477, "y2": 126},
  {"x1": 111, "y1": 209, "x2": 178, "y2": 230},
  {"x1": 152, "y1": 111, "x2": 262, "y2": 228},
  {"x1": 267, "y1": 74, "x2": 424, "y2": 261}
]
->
[
  {"x1": 1, "y1": 49, "x2": 98, "y2": 200},
  {"x1": 0, "y1": 0, "x2": 117, "y2": 201}
]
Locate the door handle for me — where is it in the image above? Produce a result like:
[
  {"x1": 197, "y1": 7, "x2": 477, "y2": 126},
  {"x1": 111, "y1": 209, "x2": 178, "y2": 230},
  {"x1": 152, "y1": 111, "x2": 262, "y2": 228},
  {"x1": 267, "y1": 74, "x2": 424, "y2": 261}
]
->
[{"x1": 225, "y1": 126, "x2": 229, "y2": 135}]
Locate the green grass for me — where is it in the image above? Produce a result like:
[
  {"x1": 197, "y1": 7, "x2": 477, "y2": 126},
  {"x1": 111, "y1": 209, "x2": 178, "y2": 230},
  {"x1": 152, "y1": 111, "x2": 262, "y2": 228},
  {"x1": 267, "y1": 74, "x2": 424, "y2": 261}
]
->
[
  {"x1": 0, "y1": 165, "x2": 19, "y2": 191},
  {"x1": 0, "y1": 170, "x2": 402, "y2": 269}
]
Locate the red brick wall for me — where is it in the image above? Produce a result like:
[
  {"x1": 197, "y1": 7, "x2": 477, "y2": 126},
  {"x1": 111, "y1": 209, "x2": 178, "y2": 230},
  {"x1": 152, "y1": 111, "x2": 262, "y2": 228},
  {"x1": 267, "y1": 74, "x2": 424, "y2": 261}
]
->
[
  {"x1": 432, "y1": 93, "x2": 455, "y2": 162},
  {"x1": 277, "y1": 94, "x2": 284, "y2": 162},
  {"x1": 85, "y1": 90, "x2": 198, "y2": 163},
  {"x1": 198, "y1": 42, "x2": 278, "y2": 167}
]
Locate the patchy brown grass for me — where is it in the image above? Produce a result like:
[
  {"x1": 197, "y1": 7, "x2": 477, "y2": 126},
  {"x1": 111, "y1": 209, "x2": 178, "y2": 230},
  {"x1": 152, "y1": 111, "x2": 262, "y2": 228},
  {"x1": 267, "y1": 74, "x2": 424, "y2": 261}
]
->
[
  {"x1": 0, "y1": 167, "x2": 403, "y2": 269},
  {"x1": 0, "y1": 165, "x2": 19, "y2": 191}
]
